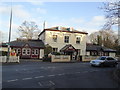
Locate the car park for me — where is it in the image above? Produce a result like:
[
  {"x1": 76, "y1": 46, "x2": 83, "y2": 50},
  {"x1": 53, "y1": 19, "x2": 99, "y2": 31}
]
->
[{"x1": 90, "y1": 56, "x2": 118, "y2": 67}]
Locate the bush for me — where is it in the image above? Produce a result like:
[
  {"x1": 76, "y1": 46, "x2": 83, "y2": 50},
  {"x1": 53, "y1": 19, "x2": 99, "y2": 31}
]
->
[
  {"x1": 42, "y1": 54, "x2": 51, "y2": 62},
  {"x1": 0, "y1": 51, "x2": 8, "y2": 56}
]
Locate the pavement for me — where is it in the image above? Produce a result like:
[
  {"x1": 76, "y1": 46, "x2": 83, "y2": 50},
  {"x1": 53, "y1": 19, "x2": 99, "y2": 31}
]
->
[{"x1": 1, "y1": 60, "x2": 120, "y2": 89}]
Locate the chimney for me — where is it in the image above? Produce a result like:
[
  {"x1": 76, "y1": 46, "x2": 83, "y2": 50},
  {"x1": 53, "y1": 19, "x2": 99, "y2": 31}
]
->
[{"x1": 68, "y1": 27, "x2": 73, "y2": 31}]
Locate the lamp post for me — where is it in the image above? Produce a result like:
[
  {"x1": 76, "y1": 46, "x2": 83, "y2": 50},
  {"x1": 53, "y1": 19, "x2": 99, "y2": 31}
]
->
[{"x1": 6, "y1": 8, "x2": 12, "y2": 63}]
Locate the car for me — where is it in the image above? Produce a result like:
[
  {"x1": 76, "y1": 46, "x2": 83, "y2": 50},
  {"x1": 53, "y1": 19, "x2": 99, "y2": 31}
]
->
[{"x1": 90, "y1": 56, "x2": 118, "y2": 67}]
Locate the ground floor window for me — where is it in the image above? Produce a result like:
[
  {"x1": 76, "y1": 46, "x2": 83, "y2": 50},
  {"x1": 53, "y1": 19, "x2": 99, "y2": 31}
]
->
[
  {"x1": 32, "y1": 49, "x2": 39, "y2": 55},
  {"x1": 22, "y1": 48, "x2": 31, "y2": 55},
  {"x1": 52, "y1": 48, "x2": 58, "y2": 52}
]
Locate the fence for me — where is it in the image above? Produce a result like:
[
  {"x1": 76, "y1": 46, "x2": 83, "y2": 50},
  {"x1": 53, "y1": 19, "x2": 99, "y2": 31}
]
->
[
  {"x1": 82, "y1": 56, "x2": 99, "y2": 62},
  {"x1": 0, "y1": 56, "x2": 20, "y2": 63},
  {"x1": 51, "y1": 55, "x2": 70, "y2": 62}
]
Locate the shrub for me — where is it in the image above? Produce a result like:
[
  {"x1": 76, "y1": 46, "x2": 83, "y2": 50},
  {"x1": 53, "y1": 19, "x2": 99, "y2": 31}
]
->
[
  {"x1": 0, "y1": 51, "x2": 8, "y2": 56},
  {"x1": 42, "y1": 54, "x2": 51, "y2": 62}
]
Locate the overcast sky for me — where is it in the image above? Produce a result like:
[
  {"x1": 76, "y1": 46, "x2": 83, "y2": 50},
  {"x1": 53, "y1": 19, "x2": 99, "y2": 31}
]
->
[{"x1": 0, "y1": 0, "x2": 117, "y2": 42}]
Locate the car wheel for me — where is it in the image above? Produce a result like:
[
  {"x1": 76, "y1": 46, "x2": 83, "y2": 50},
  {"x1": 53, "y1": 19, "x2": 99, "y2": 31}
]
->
[
  {"x1": 91, "y1": 64, "x2": 94, "y2": 67},
  {"x1": 112, "y1": 64, "x2": 116, "y2": 67},
  {"x1": 100, "y1": 64, "x2": 104, "y2": 67}
]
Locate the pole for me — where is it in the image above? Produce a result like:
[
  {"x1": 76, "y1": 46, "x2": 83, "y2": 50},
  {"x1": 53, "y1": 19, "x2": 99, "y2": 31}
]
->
[
  {"x1": 43, "y1": 21, "x2": 46, "y2": 30},
  {"x1": 118, "y1": 1, "x2": 120, "y2": 45},
  {"x1": 6, "y1": 8, "x2": 12, "y2": 63}
]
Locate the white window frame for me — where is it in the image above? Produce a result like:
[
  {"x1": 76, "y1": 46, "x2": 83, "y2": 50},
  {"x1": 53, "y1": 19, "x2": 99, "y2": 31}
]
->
[
  {"x1": 17, "y1": 48, "x2": 21, "y2": 54},
  {"x1": 35, "y1": 49, "x2": 39, "y2": 55},
  {"x1": 64, "y1": 36, "x2": 69, "y2": 43},
  {"x1": 32, "y1": 49, "x2": 39, "y2": 55},
  {"x1": 52, "y1": 48, "x2": 58, "y2": 52},
  {"x1": 22, "y1": 48, "x2": 31, "y2": 55},
  {"x1": 53, "y1": 35, "x2": 57, "y2": 42},
  {"x1": 76, "y1": 36, "x2": 81, "y2": 44}
]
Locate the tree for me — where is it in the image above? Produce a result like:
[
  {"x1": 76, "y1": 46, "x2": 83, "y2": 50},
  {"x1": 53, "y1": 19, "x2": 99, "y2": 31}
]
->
[
  {"x1": 44, "y1": 44, "x2": 52, "y2": 55},
  {"x1": 101, "y1": 1, "x2": 120, "y2": 30},
  {"x1": 101, "y1": 1, "x2": 120, "y2": 45},
  {"x1": 18, "y1": 21, "x2": 40, "y2": 39},
  {"x1": 89, "y1": 29, "x2": 117, "y2": 49}
]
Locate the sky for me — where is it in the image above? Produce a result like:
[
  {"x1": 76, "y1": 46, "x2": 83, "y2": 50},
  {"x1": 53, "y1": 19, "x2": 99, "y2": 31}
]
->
[{"x1": 0, "y1": 0, "x2": 118, "y2": 42}]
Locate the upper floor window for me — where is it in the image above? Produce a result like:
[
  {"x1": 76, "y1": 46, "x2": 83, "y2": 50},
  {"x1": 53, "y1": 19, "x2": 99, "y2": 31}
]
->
[
  {"x1": 76, "y1": 37, "x2": 81, "y2": 44},
  {"x1": 53, "y1": 35, "x2": 57, "y2": 42},
  {"x1": 64, "y1": 36, "x2": 69, "y2": 43}
]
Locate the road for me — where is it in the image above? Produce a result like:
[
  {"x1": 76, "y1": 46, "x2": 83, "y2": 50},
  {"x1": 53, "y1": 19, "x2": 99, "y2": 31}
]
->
[{"x1": 2, "y1": 61, "x2": 120, "y2": 88}]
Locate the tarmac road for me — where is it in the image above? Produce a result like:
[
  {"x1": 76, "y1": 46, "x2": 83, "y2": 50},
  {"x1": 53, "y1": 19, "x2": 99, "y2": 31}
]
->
[{"x1": 2, "y1": 60, "x2": 120, "y2": 88}]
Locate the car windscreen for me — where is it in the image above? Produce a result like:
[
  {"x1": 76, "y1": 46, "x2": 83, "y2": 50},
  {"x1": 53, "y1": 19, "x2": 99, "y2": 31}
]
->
[{"x1": 97, "y1": 57, "x2": 106, "y2": 60}]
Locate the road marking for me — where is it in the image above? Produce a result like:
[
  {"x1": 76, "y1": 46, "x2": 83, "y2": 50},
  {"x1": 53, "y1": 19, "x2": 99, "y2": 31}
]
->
[
  {"x1": 15, "y1": 69, "x2": 18, "y2": 71},
  {"x1": 22, "y1": 77, "x2": 32, "y2": 80},
  {"x1": 48, "y1": 75, "x2": 55, "y2": 77},
  {"x1": 34, "y1": 76, "x2": 44, "y2": 78},
  {"x1": 75, "y1": 72, "x2": 81, "y2": 73},
  {"x1": 38, "y1": 82, "x2": 43, "y2": 87},
  {"x1": 7, "y1": 79, "x2": 18, "y2": 82},
  {"x1": 57, "y1": 73, "x2": 65, "y2": 76},
  {"x1": 49, "y1": 81, "x2": 55, "y2": 86}
]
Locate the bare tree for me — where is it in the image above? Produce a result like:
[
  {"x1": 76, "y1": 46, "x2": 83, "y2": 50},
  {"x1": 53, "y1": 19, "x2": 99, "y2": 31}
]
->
[
  {"x1": 18, "y1": 21, "x2": 40, "y2": 39},
  {"x1": 89, "y1": 29, "x2": 117, "y2": 49},
  {"x1": 101, "y1": 1, "x2": 120, "y2": 30},
  {"x1": 101, "y1": 1, "x2": 120, "y2": 45}
]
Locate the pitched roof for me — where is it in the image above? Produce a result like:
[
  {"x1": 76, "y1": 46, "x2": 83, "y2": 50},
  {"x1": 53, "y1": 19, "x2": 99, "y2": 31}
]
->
[
  {"x1": 60, "y1": 44, "x2": 76, "y2": 52},
  {"x1": 1, "y1": 39, "x2": 45, "y2": 48},
  {"x1": 86, "y1": 44, "x2": 116, "y2": 52},
  {"x1": 39, "y1": 26, "x2": 88, "y2": 36}
]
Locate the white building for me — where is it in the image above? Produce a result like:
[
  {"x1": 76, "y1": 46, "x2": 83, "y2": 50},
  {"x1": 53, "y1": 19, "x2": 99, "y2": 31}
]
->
[{"x1": 38, "y1": 26, "x2": 88, "y2": 61}]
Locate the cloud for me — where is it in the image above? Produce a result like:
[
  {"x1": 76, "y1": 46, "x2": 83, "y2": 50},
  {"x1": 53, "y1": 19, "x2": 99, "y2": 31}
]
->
[
  {"x1": 0, "y1": 4, "x2": 31, "y2": 19},
  {"x1": 12, "y1": 5, "x2": 31, "y2": 19},
  {"x1": 70, "y1": 17, "x2": 84, "y2": 24},
  {"x1": 88, "y1": 16, "x2": 106, "y2": 26},
  {"x1": 28, "y1": 0, "x2": 44, "y2": 5},
  {"x1": 36, "y1": 8, "x2": 47, "y2": 14}
]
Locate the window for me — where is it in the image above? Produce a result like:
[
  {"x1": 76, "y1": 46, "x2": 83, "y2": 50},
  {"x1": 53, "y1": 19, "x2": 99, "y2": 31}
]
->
[
  {"x1": 22, "y1": 48, "x2": 31, "y2": 55},
  {"x1": 53, "y1": 35, "x2": 57, "y2": 42},
  {"x1": 35, "y1": 49, "x2": 38, "y2": 55},
  {"x1": 17, "y1": 48, "x2": 21, "y2": 54},
  {"x1": 32, "y1": 49, "x2": 39, "y2": 55},
  {"x1": 22, "y1": 49, "x2": 26, "y2": 55},
  {"x1": 27, "y1": 49, "x2": 30, "y2": 55},
  {"x1": 76, "y1": 37, "x2": 80, "y2": 44},
  {"x1": 32, "y1": 49, "x2": 35, "y2": 55},
  {"x1": 64, "y1": 36, "x2": 69, "y2": 43},
  {"x1": 107, "y1": 57, "x2": 115, "y2": 60},
  {"x1": 52, "y1": 48, "x2": 58, "y2": 52}
]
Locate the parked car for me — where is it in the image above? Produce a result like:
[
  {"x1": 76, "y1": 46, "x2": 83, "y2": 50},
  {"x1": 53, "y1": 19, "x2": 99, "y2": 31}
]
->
[{"x1": 90, "y1": 56, "x2": 118, "y2": 67}]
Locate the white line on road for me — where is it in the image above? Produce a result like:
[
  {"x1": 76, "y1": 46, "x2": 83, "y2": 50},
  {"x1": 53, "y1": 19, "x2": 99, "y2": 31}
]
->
[
  {"x1": 22, "y1": 77, "x2": 32, "y2": 80},
  {"x1": 57, "y1": 73, "x2": 65, "y2": 76},
  {"x1": 48, "y1": 75, "x2": 55, "y2": 77},
  {"x1": 49, "y1": 81, "x2": 55, "y2": 86},
  {"x1": 75, "y1": 72, "x2": 81, "y2": 73},
  {"x1": 38, "y1": 82, "x2": 43, "y2": 87},
  {"x1": 34, "y1": 76, "x2": 45, "y2": 78},
  {"x1": 7, "y1": 79, "x2": 18, "y2": 82}
]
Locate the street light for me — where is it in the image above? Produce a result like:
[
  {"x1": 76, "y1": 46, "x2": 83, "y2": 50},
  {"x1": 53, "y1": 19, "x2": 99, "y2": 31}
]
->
[{"x1": 6, "y1": 7, "x2": 12, "y2": 63}]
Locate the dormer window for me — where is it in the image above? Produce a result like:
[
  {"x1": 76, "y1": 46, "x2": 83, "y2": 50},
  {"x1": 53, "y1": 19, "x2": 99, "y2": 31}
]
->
[{"x1": 53, "y1": 35, "x2": 57, "y2": 42}]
